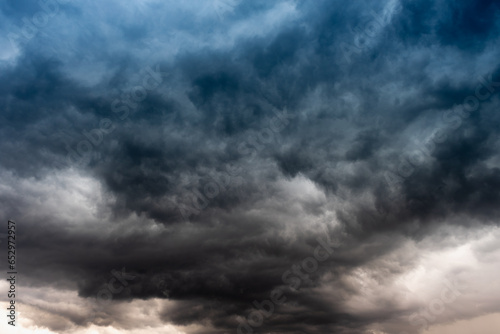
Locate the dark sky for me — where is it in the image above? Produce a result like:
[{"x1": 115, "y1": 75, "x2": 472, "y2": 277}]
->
[{"x1": 1, "y1": 1, "x2": 500, "y2": 333}]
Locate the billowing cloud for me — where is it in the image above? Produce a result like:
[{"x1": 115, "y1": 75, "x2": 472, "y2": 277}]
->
[{"x1": 1, "y1": 0, "x2": 500, "y2": 333}]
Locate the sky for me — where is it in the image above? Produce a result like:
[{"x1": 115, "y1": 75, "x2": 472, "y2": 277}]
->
[{"x1": 1, "y1": 0, "x2": 500, "y2": 333}]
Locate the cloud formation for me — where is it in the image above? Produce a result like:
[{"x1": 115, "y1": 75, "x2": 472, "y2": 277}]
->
[{"x1": 1, "y1": 0, "x2": 500, "y2": 333}]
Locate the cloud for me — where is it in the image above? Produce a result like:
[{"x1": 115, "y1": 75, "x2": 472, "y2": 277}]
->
[{"x1": 1, "y1": 0, "x2": 500, "y2": 333}]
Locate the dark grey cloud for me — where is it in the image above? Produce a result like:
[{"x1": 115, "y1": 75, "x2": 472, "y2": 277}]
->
[{"x1": 1, "y1": 0, "x2": 500, "y2": 333}]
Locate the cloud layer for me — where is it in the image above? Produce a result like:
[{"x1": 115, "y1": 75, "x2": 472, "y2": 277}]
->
[{"x1": 1, "y1": 0, "x2": 500, "y2": 333}]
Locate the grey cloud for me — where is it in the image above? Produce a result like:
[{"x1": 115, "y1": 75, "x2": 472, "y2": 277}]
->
[{"x1": 1, "y1": 0, "x2": 500, "y2": 333}]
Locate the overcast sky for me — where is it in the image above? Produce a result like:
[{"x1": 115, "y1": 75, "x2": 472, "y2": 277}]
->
[{"x1": 1, "y1": 0, "x2": 500, "y2": 333}]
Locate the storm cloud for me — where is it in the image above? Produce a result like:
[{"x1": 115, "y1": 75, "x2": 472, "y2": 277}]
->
[{"x1": 1, "y1": 1, "x2": 500, "y2": 333}]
